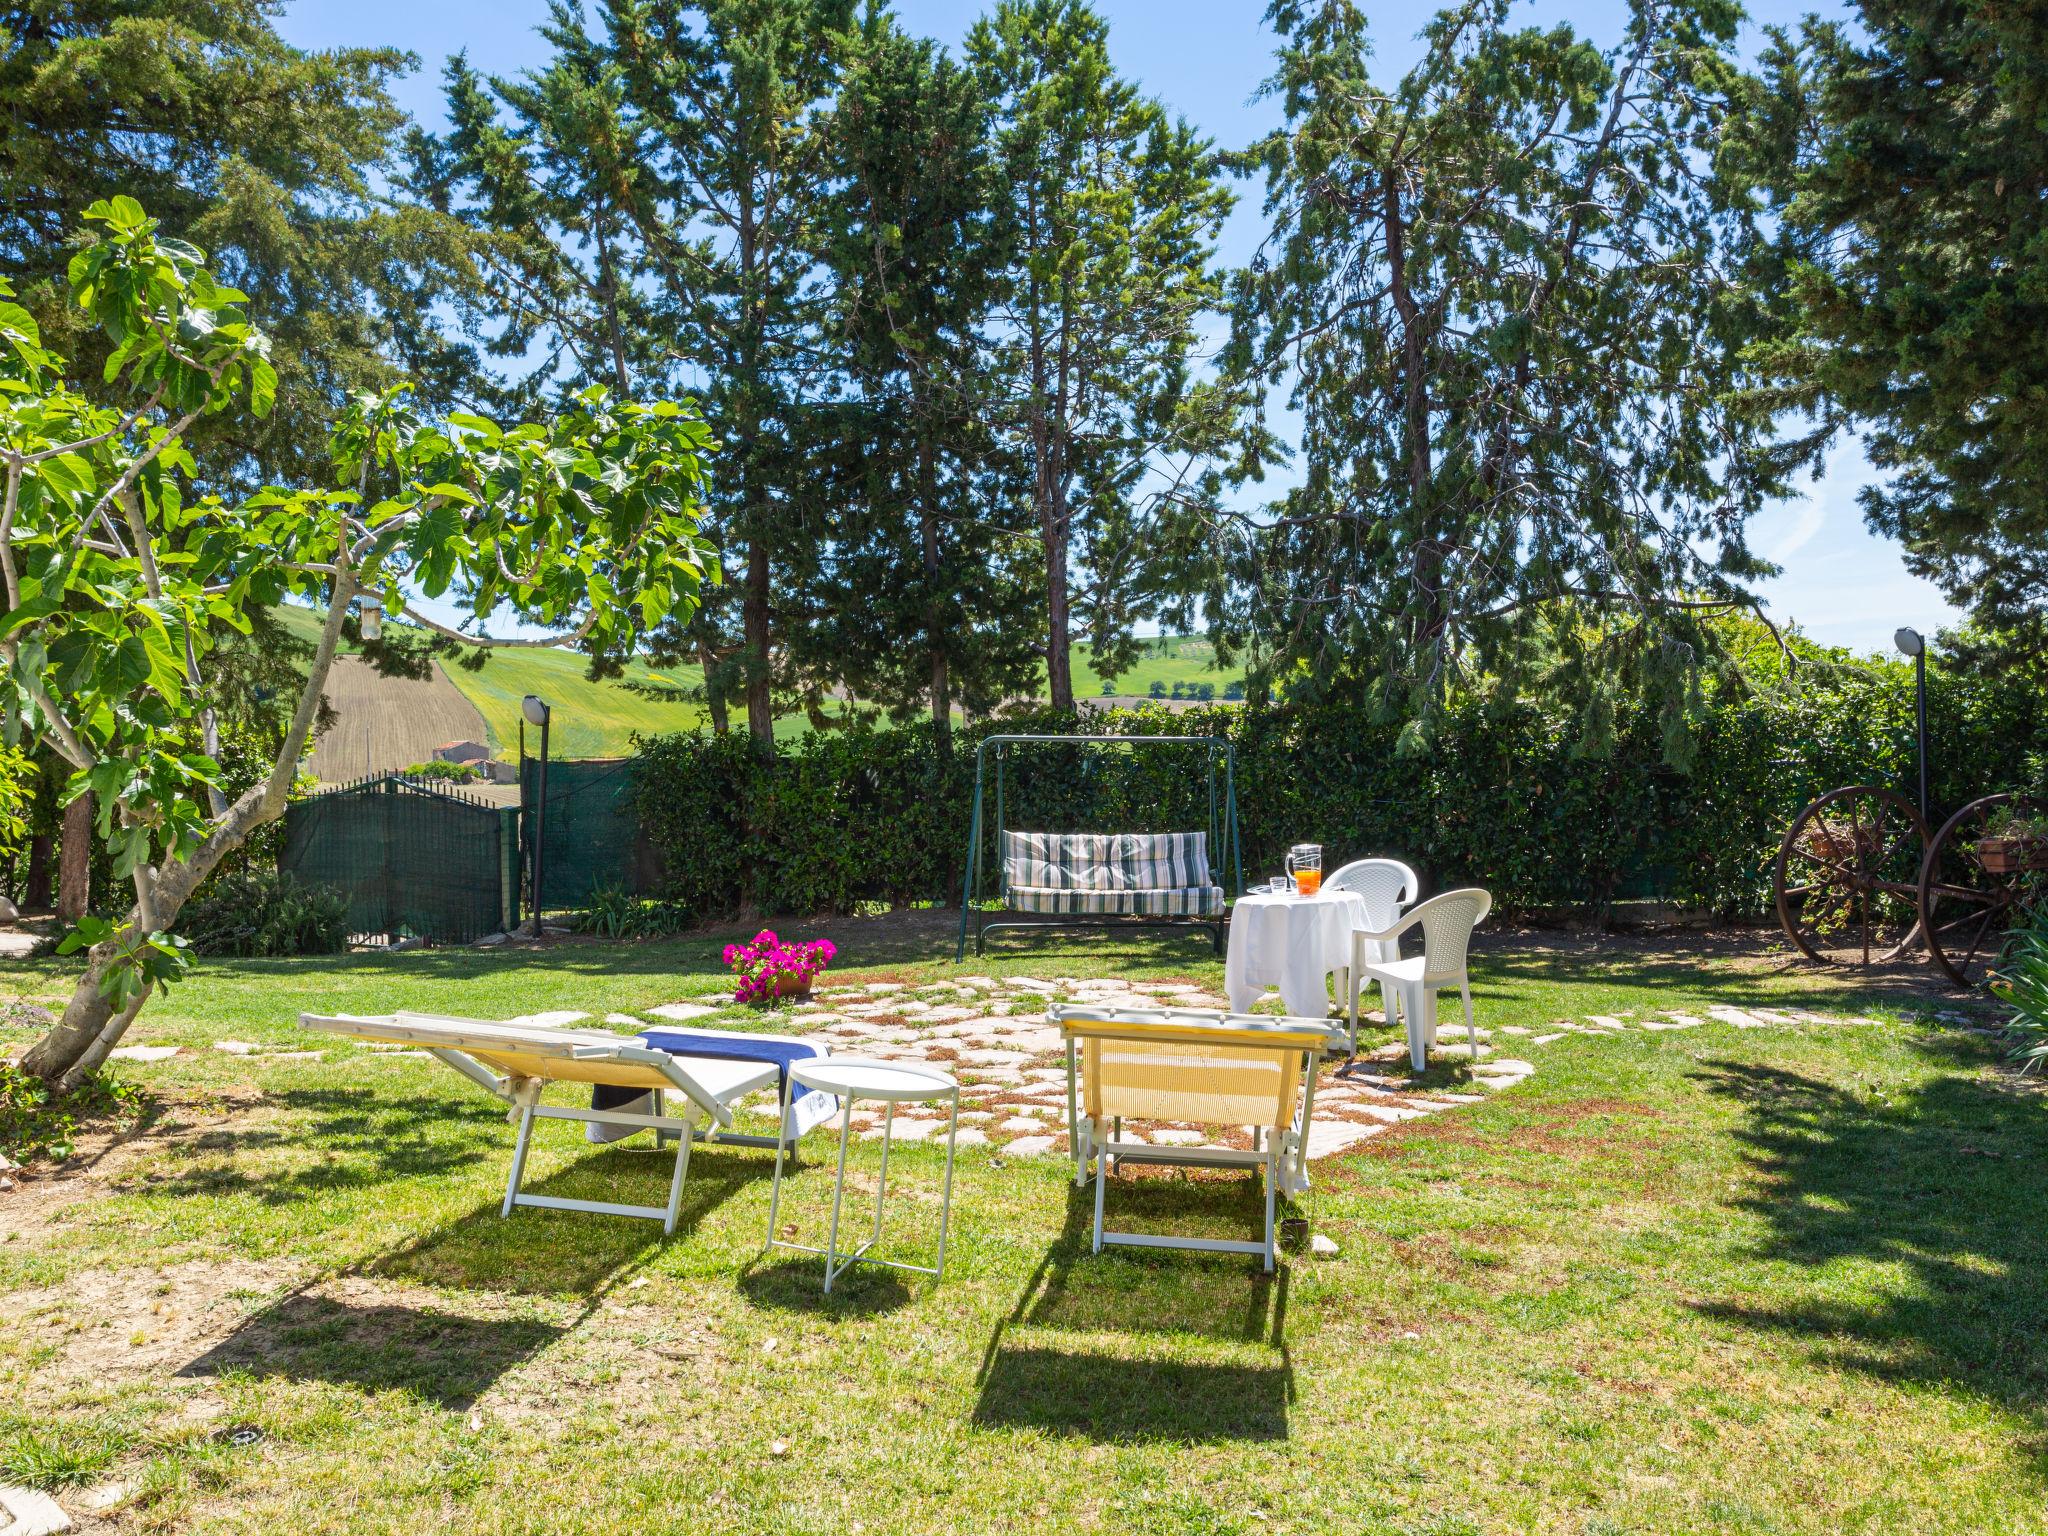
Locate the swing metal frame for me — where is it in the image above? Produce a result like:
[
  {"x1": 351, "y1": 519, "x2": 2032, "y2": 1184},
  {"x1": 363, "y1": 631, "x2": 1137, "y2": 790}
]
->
[{"x1": 953, "y1": 733, "x2": 1243, "y2": 961}]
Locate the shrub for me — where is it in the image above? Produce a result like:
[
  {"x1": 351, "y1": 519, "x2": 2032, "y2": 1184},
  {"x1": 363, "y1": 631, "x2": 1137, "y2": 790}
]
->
[
  {"x1": 580, "y1": 882, "x2": 638, "y2": 938},
  {"x1": 1195, "y1": 681, "x2": 1215, "y2": 702},
  {"x1": 626, "y1": 660, "x2": 2048, "y2": 922},
  {"x1": 0, "y1": 1061, "x2": 149, "y2": 1164},
  {"x1": 1997, "y1": 905, "x2": 2048, "y2": 1071},
  {"x1": 176, "y1": 869, "x2": 350, "y2": 957},
  {"x1": 1225, "y1": 681, "x2": 1246, "y2": 701},
  {"x1": 578, "y1": 884, "x2": 691, "y2": 939},
  {"x1": 403, "y1": 759, "x2": 484, "y2": 782},
  {"x1": 1148, "y1": 680, "x2": 1166, "y2": 698}
]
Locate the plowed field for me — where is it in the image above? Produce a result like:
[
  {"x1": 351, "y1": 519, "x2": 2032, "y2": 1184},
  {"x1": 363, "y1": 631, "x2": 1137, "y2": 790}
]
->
[{"x1": 307, "y1": 656, "x2": 492, "y2": 783}]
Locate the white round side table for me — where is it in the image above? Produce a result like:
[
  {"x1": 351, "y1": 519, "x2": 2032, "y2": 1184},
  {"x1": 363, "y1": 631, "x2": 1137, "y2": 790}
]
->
[{"x1": 763, "y1": 1056, "x2": 961, "y2": 1292}]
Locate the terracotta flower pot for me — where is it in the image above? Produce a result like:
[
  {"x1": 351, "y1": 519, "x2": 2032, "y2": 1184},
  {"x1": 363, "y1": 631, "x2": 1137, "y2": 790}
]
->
[
  {"x1": 761, "y1": 972, "x2": 814, "y2": 1001},
  {"x1": 1976, "y1": 836, "x2": 2048, "y2": 875}
]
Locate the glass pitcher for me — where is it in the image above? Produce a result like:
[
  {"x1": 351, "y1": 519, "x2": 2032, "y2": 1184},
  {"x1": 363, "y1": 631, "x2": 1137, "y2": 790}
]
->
[{"x1": 1286, "y1": 843, "x2": 1323, "y2": 896}]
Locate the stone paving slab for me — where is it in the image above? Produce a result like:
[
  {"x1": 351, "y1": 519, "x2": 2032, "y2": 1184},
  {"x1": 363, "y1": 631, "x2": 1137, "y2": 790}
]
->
[{"x1": 638, "y1": 972, "x2": 1917, "y2": 1172}]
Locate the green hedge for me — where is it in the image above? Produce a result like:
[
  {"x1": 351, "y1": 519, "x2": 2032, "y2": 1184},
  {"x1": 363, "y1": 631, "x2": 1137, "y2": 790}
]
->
[{"x1": 629, "y1": 659, "x2": 2048, "y2": 922}]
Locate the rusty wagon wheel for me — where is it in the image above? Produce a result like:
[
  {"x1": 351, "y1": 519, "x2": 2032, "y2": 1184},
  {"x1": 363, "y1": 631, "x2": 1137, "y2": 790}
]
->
[
  {"x1": 1917, "y1": 792, "x2": 2048, "y2": 988},
  {"x1": 1774, "y1": 785, "x2": 1931, "y2": 966}
]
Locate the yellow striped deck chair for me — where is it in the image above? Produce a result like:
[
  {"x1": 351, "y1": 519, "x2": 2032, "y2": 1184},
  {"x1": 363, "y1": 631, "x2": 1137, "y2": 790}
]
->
[
  {"x1": 1053, "y1": 1004, "x2": 1341, "y2": 1270},
  {"x1": 299, "y1": 1012, "x2": 788, "y2": 1234}
]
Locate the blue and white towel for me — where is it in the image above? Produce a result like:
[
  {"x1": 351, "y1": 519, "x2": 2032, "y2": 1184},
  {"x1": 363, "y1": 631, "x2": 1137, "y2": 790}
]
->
[{"x1": 588, "y1": 1025, "x2": 835, "y2": 1144}]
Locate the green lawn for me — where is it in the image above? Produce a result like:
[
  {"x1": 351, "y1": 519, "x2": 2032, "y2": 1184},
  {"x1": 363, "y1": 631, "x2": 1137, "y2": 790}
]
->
[{"x1": 5, "y1": 924, "x2": 2039, "y2": 1534}]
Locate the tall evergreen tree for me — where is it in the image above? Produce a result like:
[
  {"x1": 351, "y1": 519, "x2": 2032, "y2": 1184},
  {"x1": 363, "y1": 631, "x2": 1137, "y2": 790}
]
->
[
  {"x1": 0, "y1": 0, "x2": 466, "y2": 487},
  {"x1": 1736, "y1": 0, "x2": 2048, "y2": 660},
  {"x1": 819, "y1": 8, "x2": 1041, "y2": 742},
  {"x1": 609, "y1": 0, "x2": 853, "y2": 748},
  {"x1": 422, "y1": 31, "x2": 659, "y2": 411},
  {"x1": 1224, "y1": 0, "x2": 1785, "y2": 746},
  {"x1": 967, "y1": 0, "x2": 1234, "y2": 713},
  {"x1": 418, "y1": 0, "x2": 855, "y2": 742}
]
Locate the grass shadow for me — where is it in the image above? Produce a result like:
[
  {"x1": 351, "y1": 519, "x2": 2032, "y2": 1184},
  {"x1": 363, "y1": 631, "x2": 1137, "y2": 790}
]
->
[
  {"x1": 736, "y1": 1257, "x2": 915, "y2": 1316},
  {"x1": 368, "y1": 1146, "x2": 770, "y2": 1297},
  {"x1": 1470, "y1": 928, "x2": 1990, "y2": 1016},
  {"x1": 973, "y1": 1345, "x2": 1291, "y2": 1442},
  {"x1": 972, "y1": 1184, "x2": 1294, "y2": 1442},
  {"x1": 179, "y1": 1291, "x2": 561, "y2": 1410},
  {"x1": 1690, "y1": 1056, "x2": 2048, "y2": 1421},
  {"x1": 1008, "y1": 1182, "x2": 1294, "y2": 1341}
]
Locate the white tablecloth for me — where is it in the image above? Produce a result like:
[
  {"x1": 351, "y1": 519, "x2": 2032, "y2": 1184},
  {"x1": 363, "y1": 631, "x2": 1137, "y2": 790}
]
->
[{"x1": 1225, "y1": 889, "x2": 1369, "y2": 1017}]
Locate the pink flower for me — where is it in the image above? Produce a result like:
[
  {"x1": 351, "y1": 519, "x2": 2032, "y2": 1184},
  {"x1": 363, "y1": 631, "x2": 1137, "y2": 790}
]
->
[{"x1": 723, "y1": 928, "x2": 834, "y2": 1005}]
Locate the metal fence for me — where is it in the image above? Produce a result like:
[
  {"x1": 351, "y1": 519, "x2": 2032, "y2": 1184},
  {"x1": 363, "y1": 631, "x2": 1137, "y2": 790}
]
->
[
  {"x1": 520, "y1": 756, "x2": 662, "y2": 912},
  {"x1": 280, "y1": 775, "x2": 520, "y2": 943}
]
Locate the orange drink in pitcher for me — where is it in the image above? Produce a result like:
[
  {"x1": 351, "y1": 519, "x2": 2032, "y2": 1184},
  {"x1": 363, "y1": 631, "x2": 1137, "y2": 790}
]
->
[{"x1": 1286, "y1": 844, "x2": 1322, "y2": 895}]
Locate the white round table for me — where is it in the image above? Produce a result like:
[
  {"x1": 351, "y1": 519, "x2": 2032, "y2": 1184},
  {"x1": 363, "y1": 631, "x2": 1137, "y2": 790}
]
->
[
  {"x1": 763, "y1": 1056, "x2": 960, "y2": 1293},
  {"x1": 1224, "y1": 888, "x2": 1370, "y2": 1018}
]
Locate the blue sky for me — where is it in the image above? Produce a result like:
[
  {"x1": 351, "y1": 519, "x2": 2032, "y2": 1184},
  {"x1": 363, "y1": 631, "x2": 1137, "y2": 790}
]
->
[{"x1": 278, "y1": 0, "x2": 1961, "y2": 659}]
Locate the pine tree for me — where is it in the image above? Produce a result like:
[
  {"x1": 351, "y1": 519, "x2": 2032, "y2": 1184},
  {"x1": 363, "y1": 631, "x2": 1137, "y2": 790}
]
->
[
  {"x1": 607, "y1": 0, "x2": 855, "y2": 748},
  {"x1": 1738, "y1": 0, "x2": 2048, "y2": 660},
  {"x1": 967, "y1": 0, "x2": 1233, "y2": 712},
  {"x1": 819, "y1": 9, "x2": 1042, "y2": 743},
  {"x1": 1224, "y1": 0, "x2": 1785, "y2": 745},
  {"x1": 418, "y1": 0, "x2": 855, "y2": 742},
  {"x1": 0, "y1": 0, "x2": 463, "y2": 487}
]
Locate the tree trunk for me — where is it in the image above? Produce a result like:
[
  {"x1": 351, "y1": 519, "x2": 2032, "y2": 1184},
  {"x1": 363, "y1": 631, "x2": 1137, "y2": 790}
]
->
[
  {"x1": 24, "y1": 573, "x2": 355, "y2": 1087},
  {"x1": 918, "y1": 439, "x2": 952, "y2": 749},
  {"x1": 1043, "y1": 498, "x2": 1074, "y2": 713},
  {"x1": 700, "y1": 639, "x2": 729, "y2": 735},
  {"x1": 1384, "y1": 180, "x2": 1442, "y2": 656},
  {"x1": 743, "y1": 538, "x2": 773, "y2": 750},
  {"x1": 24, "y1": 833, "x2": 52, "y2": 910},
  {"x1": 56, "y1": 792, "x2": 92, "y2": 923}
]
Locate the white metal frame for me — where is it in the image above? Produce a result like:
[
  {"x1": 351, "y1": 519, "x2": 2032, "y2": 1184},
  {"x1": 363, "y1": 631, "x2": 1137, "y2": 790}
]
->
[
  {"x1": 1055, "y1": 1005, "x2": 1340, "y2": 1273},
  {"x1": 300, "y1": 1012, "x2": 786, "y2": 1235},
  {"x1": 763, "y1": 1058, "x2": 961, "y2": 1293}
]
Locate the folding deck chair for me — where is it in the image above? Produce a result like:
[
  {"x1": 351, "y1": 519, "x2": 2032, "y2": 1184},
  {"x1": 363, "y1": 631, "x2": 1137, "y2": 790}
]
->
[
  {"x1": 300, "y1": 1011, "x2": 815, "y2": 1234},
  {"x1": 1054, "y1": 1004, "x2": 1342, "y2": 1271}
]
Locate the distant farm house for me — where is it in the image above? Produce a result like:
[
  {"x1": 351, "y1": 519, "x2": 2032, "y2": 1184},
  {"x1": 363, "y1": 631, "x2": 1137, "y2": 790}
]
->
[{"x1": 433, "y1": 741, "x2": 493, "y2": 766}]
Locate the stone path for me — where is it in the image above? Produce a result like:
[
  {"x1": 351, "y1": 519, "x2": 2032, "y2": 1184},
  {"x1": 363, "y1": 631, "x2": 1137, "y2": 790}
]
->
[
  {"x1": 697, "y1": 974, "x2": 1538, "y2": 1164},
  {"x1": 101, "y1": 980, "x2": 1939, "y2": 1170}
]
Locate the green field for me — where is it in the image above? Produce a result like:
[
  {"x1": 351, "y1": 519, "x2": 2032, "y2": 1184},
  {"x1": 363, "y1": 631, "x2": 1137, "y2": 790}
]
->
[
  {"x1": 278, "y1": 602, "x2": 1241, "y2": 761},
  {"x1": 432, "y1": 645, "x2": 708, "y2": 759},
  {"x1": 1072, "y1": 633, "x2": 1243, "y2": 698},
  {"x1": 274, "y1": 604, "x2": 708, "y2": 759}
]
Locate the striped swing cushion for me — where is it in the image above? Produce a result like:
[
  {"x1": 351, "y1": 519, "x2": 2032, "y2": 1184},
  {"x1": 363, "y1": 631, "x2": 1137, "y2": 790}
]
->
[{"x1": 1001, "y1": 831, "x2": 1225, "y2": 917}]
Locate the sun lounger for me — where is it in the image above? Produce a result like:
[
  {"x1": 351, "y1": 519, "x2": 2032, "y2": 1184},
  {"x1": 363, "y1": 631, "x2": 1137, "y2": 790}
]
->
[
  {"x1": 1053, "y1": 1004, "x2": 1342, "y2": 1270},
  {"x1": 299, "y1": 1011, "x2": 814, "y2": 1233},
  {"x1": 588, "y1": 1023, "x2": 837, "y2": 1147}
]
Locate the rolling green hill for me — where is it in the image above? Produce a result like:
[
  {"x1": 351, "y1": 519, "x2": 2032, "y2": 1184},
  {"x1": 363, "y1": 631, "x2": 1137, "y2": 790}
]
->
[
  {"x1": 278, "y1": 601, "x2": 1242, "y2": 767},
  {"x1": 434, "y1": 645, "x2": 709, "y2": 758},
  {"x1": 274, "y1": 605, "x2": 708, "y2": 759},
  {"x1": 1069, "y1": 634, "x2": 1243, "y2": 698}
]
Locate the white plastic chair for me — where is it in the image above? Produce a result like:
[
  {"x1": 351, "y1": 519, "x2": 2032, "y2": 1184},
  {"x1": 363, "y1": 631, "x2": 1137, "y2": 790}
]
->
[
  {"x1": 1325, "y1": 857, "x2": 1418, "y2": 1041},
  {"x1": 1348, "y1": 888, "x2": 1493, "y2": 1068}
]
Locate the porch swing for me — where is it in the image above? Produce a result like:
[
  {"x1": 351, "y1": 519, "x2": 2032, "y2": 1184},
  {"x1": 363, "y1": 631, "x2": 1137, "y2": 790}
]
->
[{"x1": 953, "y1": 734, "x2": 1243, "y2": 960}]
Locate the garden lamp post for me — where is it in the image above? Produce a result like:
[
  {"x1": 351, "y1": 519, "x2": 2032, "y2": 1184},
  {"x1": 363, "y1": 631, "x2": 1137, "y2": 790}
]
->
[
  {"x1": 523, "y1": 694, "x2": 551, "y2": 936},
  {"x1": 1894, "y1": 627, "x2": 1928, "y2": 824}
]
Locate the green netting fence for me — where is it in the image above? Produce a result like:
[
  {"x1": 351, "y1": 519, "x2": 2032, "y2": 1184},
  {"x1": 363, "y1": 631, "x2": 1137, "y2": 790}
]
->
[
  {"x1": 520, "y1": 756, "x2": 664, "y2": 913},
  {"x1": 280, "y1": 775, "x2": 520, "y2": 942}
]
